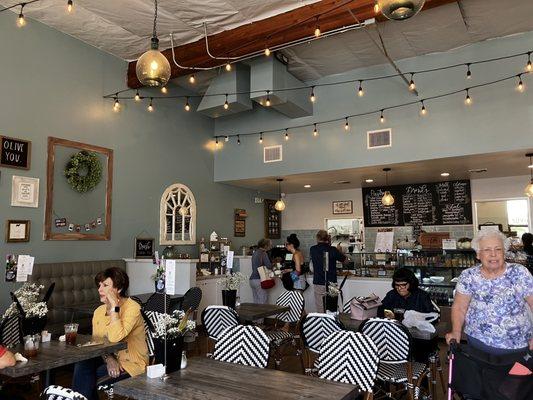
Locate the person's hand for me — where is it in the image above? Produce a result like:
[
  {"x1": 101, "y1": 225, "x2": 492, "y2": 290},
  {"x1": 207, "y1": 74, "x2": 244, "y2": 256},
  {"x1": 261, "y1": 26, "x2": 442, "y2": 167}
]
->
[
  {"x1": 529, "y1": 337, "x2": 533, "y2": 351},
  {"x1": 446, "y1": 331, "x2": 461, "y2": 345},
  {"x1": 106, "y1": 355, "x2": 123, "y2": 378},
  {"x1": 384, "y1": 309, "x2": 394, "y2": 319},
  {"x1": 104, "y1": 287, "x2": 119, "y2": 308}
]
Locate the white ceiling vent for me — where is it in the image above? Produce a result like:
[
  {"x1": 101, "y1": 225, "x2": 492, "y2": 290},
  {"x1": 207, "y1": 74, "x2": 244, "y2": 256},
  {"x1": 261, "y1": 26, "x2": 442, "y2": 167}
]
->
[
  {"x1": 264, "y1": 145, "x2": 283, "y2": 163},
  {"x1": 367, "y1": 129, "x2": 392, "y2": 149}
]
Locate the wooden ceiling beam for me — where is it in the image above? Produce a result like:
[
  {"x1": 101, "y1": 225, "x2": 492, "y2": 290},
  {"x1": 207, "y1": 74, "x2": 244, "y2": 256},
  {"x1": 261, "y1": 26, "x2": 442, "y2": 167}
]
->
[{"x1": 127, "y1": 0, "x2": 457, "y2": 88}]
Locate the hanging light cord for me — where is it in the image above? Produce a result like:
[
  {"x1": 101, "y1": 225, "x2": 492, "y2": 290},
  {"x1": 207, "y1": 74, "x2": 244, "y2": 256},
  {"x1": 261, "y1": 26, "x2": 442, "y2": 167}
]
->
[
  {"x1": 0, "y1": 0, "x2": 39, "y2": 13},
  {"x1": 152, "y1": 0, "x2": 158, "y2": 40}
]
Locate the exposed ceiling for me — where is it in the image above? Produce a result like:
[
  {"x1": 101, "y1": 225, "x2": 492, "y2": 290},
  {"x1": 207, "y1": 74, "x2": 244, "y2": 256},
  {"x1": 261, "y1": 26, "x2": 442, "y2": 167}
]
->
[{"x1": 224, "y1": 149, "x2": 533, "y2": 194}]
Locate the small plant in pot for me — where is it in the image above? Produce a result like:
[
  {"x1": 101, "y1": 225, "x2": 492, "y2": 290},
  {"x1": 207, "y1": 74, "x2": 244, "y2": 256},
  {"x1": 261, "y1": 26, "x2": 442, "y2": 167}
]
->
[
  {"x1": 217, "y1": 272, "x2": 246, "y2": 309},
  {"x1": 323, "y1": 282, "x2": 341, "y2": 313},
  {"x1": 151, "y1": 264, "x2": 166, "y2": 293}
]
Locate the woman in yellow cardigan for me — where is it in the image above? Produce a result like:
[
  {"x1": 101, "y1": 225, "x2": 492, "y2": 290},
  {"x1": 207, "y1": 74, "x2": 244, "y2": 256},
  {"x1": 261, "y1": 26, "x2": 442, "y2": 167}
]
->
[{"x1": 72, "y1": 267, "x2": 148, "y2": 400}]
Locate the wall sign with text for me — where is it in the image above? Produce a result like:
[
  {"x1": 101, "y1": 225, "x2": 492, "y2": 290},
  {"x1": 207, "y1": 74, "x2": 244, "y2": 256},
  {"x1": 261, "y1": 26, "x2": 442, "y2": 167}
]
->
[
  {"x1": 1, "y1": 136, "x2": 31, "y2": 169},
  {"x1": 134, "y1": 237, "x2": 155, "y2": 259}
]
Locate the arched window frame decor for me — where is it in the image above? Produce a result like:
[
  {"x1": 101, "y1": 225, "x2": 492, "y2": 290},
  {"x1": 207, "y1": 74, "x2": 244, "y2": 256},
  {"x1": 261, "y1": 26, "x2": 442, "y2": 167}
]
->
[{"x1": 159, "y1": 183, "x2": 196, "y2": 245}]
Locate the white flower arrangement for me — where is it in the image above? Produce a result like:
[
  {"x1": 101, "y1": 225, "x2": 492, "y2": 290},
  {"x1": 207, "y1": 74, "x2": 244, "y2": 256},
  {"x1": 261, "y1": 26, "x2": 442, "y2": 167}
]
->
[
  {"x1": 3, "y1": 283, "x2": 48, "y2": 319},
  {"x1": 152, "y1": 310, "x2": 196, "y2": 340},
  {"x1": 218, "y1": 272, "x2": 246, "y2": 291},
  {"x1": 327, "y1": 283, "x2": 341, "y2": 297}
]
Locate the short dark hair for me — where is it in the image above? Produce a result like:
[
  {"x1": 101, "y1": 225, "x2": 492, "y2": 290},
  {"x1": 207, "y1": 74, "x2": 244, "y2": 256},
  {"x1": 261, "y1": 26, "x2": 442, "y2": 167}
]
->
[
  {"x1": 286, "y1": 233, "x2": 300, "y2": 249},
  {"x1": 391, "y1": 268, "x2": 419, "y2": 291},
  {"x1": 95, "y1": 267, "x2": 129, "y2": 297},
  {"x1": 522, "y1": 232, "x2": 533, "y2": 247}
]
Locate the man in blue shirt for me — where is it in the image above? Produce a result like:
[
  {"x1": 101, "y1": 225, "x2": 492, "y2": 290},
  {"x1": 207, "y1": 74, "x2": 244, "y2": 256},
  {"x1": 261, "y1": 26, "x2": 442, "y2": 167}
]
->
[{"x1": 310, "y1": 230, "x2": 347, "y2": 312}]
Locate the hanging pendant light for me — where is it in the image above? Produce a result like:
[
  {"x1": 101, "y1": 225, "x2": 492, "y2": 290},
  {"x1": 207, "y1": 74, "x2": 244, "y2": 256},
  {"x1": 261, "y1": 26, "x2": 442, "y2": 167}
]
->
[
  {"x1": 136, "y1": 0, "x2": 171, "y2": 87},
  {"x1": 525, "y1": 153, "x2": 533, "y2": 197},
  {"x1": 274, "y1": 178, "x2": 286, "y2": 211},
  {"x1": 381, "y1": 168, "x2": 395, "y2": 206},
  {"x1": 376, "y1": 0, "x2": 426, "y2": 21}
]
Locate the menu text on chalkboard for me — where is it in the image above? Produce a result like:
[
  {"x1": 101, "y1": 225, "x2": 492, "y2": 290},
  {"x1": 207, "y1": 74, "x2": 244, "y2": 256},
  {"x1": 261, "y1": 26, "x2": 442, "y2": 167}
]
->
[
  {"x1": 134, "y1": 237, "x2": 155, "y2": 259},
  {"x1": 362, "y1": 180, "x2": 472, "y2": 227},
  {"x1": 1, "y1": 136, "x2": 31, "y2": 169}
]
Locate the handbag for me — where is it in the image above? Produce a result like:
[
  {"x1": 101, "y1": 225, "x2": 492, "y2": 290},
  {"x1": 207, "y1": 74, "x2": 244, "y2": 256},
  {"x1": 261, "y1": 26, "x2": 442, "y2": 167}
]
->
[
  {"x1": 257, "y1": 266, "x2": 275, "y2": 289},
  {"x1": 349, "y1": 293, "x2": 382, "y2": 320}
]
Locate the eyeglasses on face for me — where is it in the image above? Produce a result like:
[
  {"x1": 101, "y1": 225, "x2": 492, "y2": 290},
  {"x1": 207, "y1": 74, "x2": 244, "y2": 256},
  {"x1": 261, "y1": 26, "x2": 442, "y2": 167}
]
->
[
  {"x1": 479, "y1": 247, "x2": 503, "y2": 254},
  {"x1": 394, "y1": 282, "x2": 409, "y2": 288}
]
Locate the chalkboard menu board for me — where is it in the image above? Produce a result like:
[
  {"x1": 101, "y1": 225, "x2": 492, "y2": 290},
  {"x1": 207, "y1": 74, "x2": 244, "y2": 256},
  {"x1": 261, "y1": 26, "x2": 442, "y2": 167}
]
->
[
  {"x1": 362, "y1": 180, "x2": 472, "y2": 227},
  {"x1": 264, "y1": 199, "x2": 281, "y2": 239}
]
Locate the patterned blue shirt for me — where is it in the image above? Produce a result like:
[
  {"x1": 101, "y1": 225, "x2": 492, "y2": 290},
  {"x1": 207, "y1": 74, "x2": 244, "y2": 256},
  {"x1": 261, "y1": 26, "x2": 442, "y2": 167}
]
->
[{"x1": 456, "y1": 263, "x2": 533, "y2": 349}]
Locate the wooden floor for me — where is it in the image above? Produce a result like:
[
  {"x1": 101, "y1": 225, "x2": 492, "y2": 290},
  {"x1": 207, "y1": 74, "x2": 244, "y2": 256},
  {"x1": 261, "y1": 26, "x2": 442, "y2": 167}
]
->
[{"x1": 1, "y1": 333, "x2": 451, "y2": 400}]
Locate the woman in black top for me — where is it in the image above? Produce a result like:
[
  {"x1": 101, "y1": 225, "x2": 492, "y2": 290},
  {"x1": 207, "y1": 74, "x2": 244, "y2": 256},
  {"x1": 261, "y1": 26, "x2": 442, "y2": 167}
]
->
[
  {"x1": 378, "y1": 268, "x2": 434, "y2": 317},
  {"x1": 522, "y1": 233, "x2": 533, "y2": 255}
]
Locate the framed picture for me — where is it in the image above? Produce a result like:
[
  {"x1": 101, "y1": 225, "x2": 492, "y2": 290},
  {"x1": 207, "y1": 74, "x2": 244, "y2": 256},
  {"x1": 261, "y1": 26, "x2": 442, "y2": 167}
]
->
[
  {"x1": 5, "y1": 220, "x2": 30, "y2": 242},
  {"x1": 11, "y1": 176, "x2": 39, "y2": 208},
  {"x1": 1, "y1": 135, "x2": 31, "y2": 170},
  {"x1": 134, "y1": 237, "x2": 155, "y2": 259},
  {"x1": 234, "y1": 219, "x2": 246, "y2": 237},
  {"x1": 332, "y1": 200, "x2": 353, "y2": 215}
]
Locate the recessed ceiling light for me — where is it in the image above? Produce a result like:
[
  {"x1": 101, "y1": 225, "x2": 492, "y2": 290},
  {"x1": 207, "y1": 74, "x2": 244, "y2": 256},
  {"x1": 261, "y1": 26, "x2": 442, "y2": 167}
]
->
[
  {"x1": 440, "y1": 172, "x2": 450, "y2": 177},
  {"x1": 365, "y1": 179, "x2": 374, "y2": 183},
  {"x1": 333, "y1": 180, "x2": 351, "y2": 184},
  {"x1": 304, "y1": 184, "x2": 311, "y2": 188}
]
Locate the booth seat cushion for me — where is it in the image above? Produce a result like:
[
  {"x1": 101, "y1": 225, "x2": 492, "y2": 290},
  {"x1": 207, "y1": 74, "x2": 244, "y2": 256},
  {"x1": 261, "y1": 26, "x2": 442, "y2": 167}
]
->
[{"x1": 28, "y1": 260, "x2": 126, "y2": 334}]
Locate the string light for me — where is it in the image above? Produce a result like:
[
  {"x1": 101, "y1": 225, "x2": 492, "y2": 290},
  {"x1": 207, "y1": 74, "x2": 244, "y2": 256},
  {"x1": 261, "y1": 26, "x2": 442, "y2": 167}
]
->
[
  {"x1": 517, "y1": 75, "x2": 524, "y2": 92},
  {"x1": 464, "y1": 89, "x2": 472, "y2": 105},
  {"x1": 224, "y1": 94, "x2": 229, "y2": 110},
  {"x1": 380, "y1": 110, "x2": 385, "y2": 124},
  {"x1": 344, "y1": 117, "x2": 350, "y2": 131},
  {"x1": 420, "y1": 100, "x2": 427, "y2": 116},
  {"x1": 17, "y1": 4, "x2": 26, "y2": 27},
  {"x1": 67, "y1": 0, "x2": 73, "y2": 13},
  {"x1": 184, "y1": 97, "x2": 190, "y2": 111},
  {"x1": 265, "y1": 90, "x2": 271, "y2": 107},
  {"x1": 224, "y1": 136, "x2": 229, "y2": 142},
  {"x1": 259, "y1": 133, "x2": 263, "y2": 144},
  {"x1": 358, "y1": 80, "x2": 364, "y2": 97},
  {"x1": 237, "y1": 135, "x2": 241, "y2": 145},
  {"x1": 466, "y1": 63, "x2": 472, "y2": 79},
  {"x1": 310, "y1": 86, "x2": 316, "y2": 103},
  {"x1": 161, "y1": 86, "x2": 168, "y2": 94},
  {"x1": 215, "y1": 137, "x2": 219, "y2": 148},
  {"x1": 527, "y1": 52, "x2": 532, "y2": 72},
  {"x1": 374, "y1": 2, "x2": 380, "y2": 13},
  {"x1": 314, "y1": 17, "x2": 321, "y2": 37},
  {"x1": 313, "y1": 124, "x2": 319, "y2": 137},
  {"x1": 134, "y1": 91, "x2": 141, "y2": 102},
  {"x1": 409, "y1": 73, "x2": 416, "y2": 91},
  {"x1": 113, "y1": 97, "x2": 120, "y2": 112},
  {"x1": 264, "y1": 47, "x2": 271, "y2": 57},
  {"x1": 147, "y1": 98, "x2": 154, "y2": 112},
  {"x1": 225, "y1": 62, "x2": 232, "y2": 72},
  {"x1": 188, "y1": 74, "x2": 196, "y2": 84},
  {"x1": 285, "y1": 129, "x2": 289, "y2": 141}
]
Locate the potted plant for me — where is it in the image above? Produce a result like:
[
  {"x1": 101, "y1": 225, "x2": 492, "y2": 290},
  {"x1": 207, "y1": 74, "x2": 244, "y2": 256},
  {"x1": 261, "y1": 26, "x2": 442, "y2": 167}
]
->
[
  {"x1": 4, "y1": 282, "x2": 53, "y2": 335},
  {"x1": 151, "y1": 264, "x2": 165, "y2": 293},
  {"x1": 218, "y1": 272, "x2": 246, "y2": 309},
  {"x1": 151, "y1": 310, "x2": 196, "y2": 373},
  {"x1": 323, "y1": 282, "x2": 341, "y2": 313}
]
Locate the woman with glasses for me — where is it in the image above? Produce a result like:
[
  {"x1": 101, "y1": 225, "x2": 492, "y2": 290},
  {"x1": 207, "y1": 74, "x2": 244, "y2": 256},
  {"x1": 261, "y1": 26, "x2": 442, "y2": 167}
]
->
[{"x1": 446, "y1": 230, "x2": 533, "y2": 354}]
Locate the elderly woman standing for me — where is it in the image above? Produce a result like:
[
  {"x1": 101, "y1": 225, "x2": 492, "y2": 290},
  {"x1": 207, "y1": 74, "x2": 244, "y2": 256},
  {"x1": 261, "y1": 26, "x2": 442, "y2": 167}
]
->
[
  {"x1": 250, "y1": 238, "x2": 272, "y2": 304},
  {"x1": 446, "y1": 230, "x2": 533, "y2": 354}
]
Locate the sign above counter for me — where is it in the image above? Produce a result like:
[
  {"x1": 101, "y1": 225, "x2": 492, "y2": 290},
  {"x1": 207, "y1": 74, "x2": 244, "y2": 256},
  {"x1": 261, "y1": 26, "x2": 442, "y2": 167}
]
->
[{"x1": 362, "y1": 180, "x2": 472, "y2": 227}]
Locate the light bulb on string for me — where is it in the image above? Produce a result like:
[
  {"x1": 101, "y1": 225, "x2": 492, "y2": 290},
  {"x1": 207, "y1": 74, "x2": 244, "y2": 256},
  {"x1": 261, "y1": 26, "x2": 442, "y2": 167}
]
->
[
  {"x1": 285, "y1": 129, "x2": 289, "y2": 141},
  {"x1": 67, "y1": 0, "x2": 73, "y2": 13},
  {"x1": 237, "y1": 135, "x2": 241, "y2": 145},
  {"x1": 466, "y1": 64, "x2": 472, "y2": 79},
  {"x1": 313, "y1": 124, "x2": 319, "y2": 137},
  {"x1": 224, "y1": 94, "x2": 229, "y2": 110},
  {"x1": 517, "y1": 75, "x2": 524, "y2": 92},
  {"x1": 527, "y1": 52, "x2": 532, "y2": 72},
  {"x1": 134, "y1": 91, "x2": 141, "y2": 102},
  {"x1": 161, "y1": 86, "x2": 168, "y2": 94},
  {"x1": 464, "y1": 89, "x2": 472, "y2": 105},
  {"x1": 184, "y1": 97, "x2": 190, "y2": 111},
  {"x1": 265, "y1": 91, "x2": 271, "y2": 107},
  {"x1": 358, "y1": 80, "x2": 364, "y2": 97},
  {"x1": 314, "y1": 17, "x2": 321, "y2": 37},
  {"x1": 310, "y1": 87, "x2": 316, "y2": 103},
  {"x1": 264, "y1": 47, "x2": 271, "y2": 57},
  {"x1": 259, "y1": 133, "x2": 263, "y2": 144},
  {"x1": 409, "y1": 74, "x2": 416, "y2": 91},
  {"x1": 113, "y1": 97, "x2": 120, "y2": 112},
  {"x1": 188, "y1": 74, "x2": 196, "y2": 84},
  {"x1": 374, "y1": 2, "x2": 380, "y2": 13},
  {"x1": 420, "y1": 101, "x2": 427, "y2": 116},
  {"x1": 215, "y1": 137, "x2": 219, "y2": 148},
  {"x1": 147, "y1": 98, "x2": 154, "y2": 112},
  {"x1": 17, "y1": 4, "x2": 26, "y2": 27},
  {"x1": 224, "y1": 136, "x2": 229, "y2": 142},
  {"x1": 380, "y1": 110, "x2": 385, "y2": 124},
  {"x1": 344, "y1": 117, "x2": 350, "y2": 131},
  {"x1": 225, "y1": 62, "x2": 232, "y2": 72}
]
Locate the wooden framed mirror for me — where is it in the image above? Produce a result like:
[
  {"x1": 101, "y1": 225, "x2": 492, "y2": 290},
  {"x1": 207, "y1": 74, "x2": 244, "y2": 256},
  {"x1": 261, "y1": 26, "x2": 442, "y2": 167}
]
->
[{"x1": 44, "y1": 137, "x2": 113, "y2": 240}]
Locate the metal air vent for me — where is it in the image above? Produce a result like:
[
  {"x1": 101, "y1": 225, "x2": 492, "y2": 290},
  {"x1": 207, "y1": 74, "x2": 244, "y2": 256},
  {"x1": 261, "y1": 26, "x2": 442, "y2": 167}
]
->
[
  {"x1": 367, "y1": 128, "x2": 392, "y2": 149},
  {"x1": 264, "y1": 145, "x2": 282, "y2": 163}
]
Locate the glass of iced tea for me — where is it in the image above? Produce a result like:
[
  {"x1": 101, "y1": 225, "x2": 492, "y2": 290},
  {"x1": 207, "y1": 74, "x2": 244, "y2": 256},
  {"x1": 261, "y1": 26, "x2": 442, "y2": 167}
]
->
[
  {"x1": 65, "y1": 323, "x2": 79, "y2": 345},
  {"x1": 24, "y1": 334, "x2": 40, "y2": 358}
]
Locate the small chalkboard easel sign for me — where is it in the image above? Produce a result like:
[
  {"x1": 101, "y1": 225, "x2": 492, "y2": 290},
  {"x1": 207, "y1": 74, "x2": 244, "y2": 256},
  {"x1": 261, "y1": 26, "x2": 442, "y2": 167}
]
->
[{"x1": 134, "y1": 237, "x2": 155, "y2": 259}]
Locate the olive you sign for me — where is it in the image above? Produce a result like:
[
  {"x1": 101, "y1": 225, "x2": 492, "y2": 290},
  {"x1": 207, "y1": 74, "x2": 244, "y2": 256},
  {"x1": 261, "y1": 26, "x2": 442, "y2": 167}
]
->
[{"x1": 1, "y1": 135, "x2": 31, "y2": 169}]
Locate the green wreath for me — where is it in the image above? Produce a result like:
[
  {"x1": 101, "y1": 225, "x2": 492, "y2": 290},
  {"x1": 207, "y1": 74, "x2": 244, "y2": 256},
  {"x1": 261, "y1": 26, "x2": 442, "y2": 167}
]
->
[{"x1": 64, "y1": 150, "x2": 102, "y2": 193}]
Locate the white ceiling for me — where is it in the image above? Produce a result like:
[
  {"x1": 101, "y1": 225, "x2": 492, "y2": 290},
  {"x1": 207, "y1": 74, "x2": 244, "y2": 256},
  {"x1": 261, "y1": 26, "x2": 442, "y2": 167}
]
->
[{"x1": 224, "y1": 149, "x2": 533, "y2": 194}]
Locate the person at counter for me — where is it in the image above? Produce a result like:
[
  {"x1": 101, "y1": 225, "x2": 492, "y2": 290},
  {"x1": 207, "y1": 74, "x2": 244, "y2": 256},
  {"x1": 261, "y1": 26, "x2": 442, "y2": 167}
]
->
[
  {"x1": 250, "y1": 238, "x2": 272, "y2": 304},
  {"x1": 310, "y1": 230, "x2": 347, "y2": 312},
  {"x1": 378, "y1": 268, "x2": 435, "y2": 318},
  {"x1": 285, "y1": 233, "x2": 306, "y2": 290}
]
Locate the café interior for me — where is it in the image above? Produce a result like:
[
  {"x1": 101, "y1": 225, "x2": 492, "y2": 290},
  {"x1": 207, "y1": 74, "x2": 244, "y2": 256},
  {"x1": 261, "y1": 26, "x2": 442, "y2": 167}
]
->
[{"x1": 0, "y1": 0, "x2": 532, "y2": 399}]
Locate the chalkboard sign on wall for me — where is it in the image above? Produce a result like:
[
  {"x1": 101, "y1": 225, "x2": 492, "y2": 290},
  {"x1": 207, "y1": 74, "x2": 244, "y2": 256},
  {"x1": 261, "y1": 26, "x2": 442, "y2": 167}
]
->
[
  {"x1": 134, "y1": 237, "x2": 155, "y2": 259},
  {"x1": 1, "y1": 136, "x2": 31, "y2": 169},
  {"x1": 362, "y1": 180, "x2": 472, "y2": 227}
]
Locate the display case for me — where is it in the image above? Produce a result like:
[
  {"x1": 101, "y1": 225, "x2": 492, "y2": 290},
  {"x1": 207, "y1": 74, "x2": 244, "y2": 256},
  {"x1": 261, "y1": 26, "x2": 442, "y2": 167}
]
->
[{"x1": 343, "y1": 252, "x2": 399, "y2": 278}]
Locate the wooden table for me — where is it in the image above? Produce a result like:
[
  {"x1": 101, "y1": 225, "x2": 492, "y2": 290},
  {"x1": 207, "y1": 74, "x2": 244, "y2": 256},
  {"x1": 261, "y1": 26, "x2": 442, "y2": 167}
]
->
[
  {"x1": 113, "y1": 357, "x2": 358, "y2": 400},
  {"x1": 0, "y1": 334, "x2": 126, "y2": 385},
  {"x1": 236, "y1": 303, "x2": 290, "y2": 322}
]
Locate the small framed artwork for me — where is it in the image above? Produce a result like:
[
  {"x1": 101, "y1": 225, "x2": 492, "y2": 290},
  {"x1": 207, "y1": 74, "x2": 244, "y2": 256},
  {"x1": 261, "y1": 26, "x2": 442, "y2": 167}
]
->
[
  {"x1": 234, "y1": 219, "x2": 246, "y2": 237},
  {"x1": 332, "y1": 200, "x2": 353, "y2": 215},
  {"x1": 134, "y1": 237, "x2": 155, "y2": 259},
  {"x1": 1, "y1": 135, "x2": 31, "y2": 170},
  {"x1": 11, "y1": 176, "x2": 39, "y2": 208},
  {"x1": 6, "y1": 220, "x2": 31, "y2": 243}
]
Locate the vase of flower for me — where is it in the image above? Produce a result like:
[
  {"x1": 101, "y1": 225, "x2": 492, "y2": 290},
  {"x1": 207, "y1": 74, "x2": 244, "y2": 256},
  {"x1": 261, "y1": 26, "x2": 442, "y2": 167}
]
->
[
  {"x1": 22, "y1": 316, "x2": 47, "y2": 336},
  {"x1": 323, "y1": 295, "x2": 338, "y2": 312},
  {"x1": 218, "y1": 272, "x2": 246, "y2": 309},
  {"x1": 153, "y1": 335, "x2": 184, "y2": 373},
  {"x1": 222, "y1": 290, "x2": 237, "y2": 309}
]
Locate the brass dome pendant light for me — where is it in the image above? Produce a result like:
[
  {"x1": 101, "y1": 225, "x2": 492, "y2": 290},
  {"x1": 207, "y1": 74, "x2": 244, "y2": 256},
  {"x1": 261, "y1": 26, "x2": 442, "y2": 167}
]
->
[
  {"x1": 376, "y1": 0, "x2": 426, "y2": 21},
  {"x1": 381, "y1": 168, "x2": 395, "y2": 206},
  {"x1": 274, "y1": 178, "x2": 286, "y2": 211},
  {"x1": 136, "y1": 0, "x2": 171, "y2": 87},
  {"x1": 525, "y1": 153, "x2": 533, "y2": 197}
]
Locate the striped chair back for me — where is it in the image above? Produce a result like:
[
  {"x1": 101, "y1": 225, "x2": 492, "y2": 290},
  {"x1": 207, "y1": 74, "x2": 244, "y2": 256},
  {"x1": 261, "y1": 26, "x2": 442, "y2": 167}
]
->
[
  {"x1": 180, "y1": 287, "x2": 202, "y2": 312},
  {"x1": 275, "y1": 290, "x2": 304, "y2": 323},
  {"x1": 0, "y1": 315, "x2": 22, "y2": 347},
  {"x1": 143, "y1": 310, "x2": 167, "y2": 357},
  {"x1": 318, "y1": 330, "x2": 379, "y2": 393},
  {"x1": 201, "y1": 305, "x2": 239, "y2": 340},
  {"x1": 359, "y1": 318, "x2": 411, "y2": 363},
  {"x1": 40, "y1": 385, "x2": 87, "y2": 400},
  {"x1": 301, "y1": 313, "x2": 342, "y2": 353},
  {"x1": 213, "y1": 325, "x2": 270, "y2": 368},
  {"x1": 342, "y1": 296, "x2": 356, "y2": 314}
]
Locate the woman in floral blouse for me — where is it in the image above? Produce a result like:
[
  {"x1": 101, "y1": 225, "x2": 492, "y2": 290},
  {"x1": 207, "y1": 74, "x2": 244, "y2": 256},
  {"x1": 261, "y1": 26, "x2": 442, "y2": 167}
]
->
[{"x1": 446, "y1": 230, "x2": 533, "y2": 354}]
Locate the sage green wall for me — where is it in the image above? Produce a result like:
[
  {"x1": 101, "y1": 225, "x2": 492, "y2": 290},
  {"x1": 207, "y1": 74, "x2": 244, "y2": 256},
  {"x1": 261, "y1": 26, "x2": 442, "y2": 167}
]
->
[{"x1": 0, "y1": 14, "x2": 265, "y2": 310}]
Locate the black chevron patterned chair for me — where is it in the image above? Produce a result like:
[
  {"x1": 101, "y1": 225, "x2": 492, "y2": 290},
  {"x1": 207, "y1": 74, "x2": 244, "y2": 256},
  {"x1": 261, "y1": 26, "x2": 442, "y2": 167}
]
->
[
  {"x1": 300, "y1": 312, "x2": 342, "y2": 375},
  {"x1": 201, "y1": 305, "x2": 239, "y2": 356},
  {"x1": 0, "y1": 315, "x2": 22, "y2": 347},
  {"x1": 318, "y1": 330, "x2": 379, "y2": 400},
  {"x1": 359, "y1": 318, "x2": 430, "y2": 400},
  {"x1": 142, "y1": 310, "x2": 167, "y2": 359},
  {"x1": 342, "y1": 296, "x2": 357, "y2": 314},
  {"x1": 213, "y1": 325, "x2": 270, "y2": 368},
  {"x1": 263, "y1": 290, "x2": 305, "y2": 370},
  {"x1": 40, "y1": 385, "x2": 87, "y2": 400}
]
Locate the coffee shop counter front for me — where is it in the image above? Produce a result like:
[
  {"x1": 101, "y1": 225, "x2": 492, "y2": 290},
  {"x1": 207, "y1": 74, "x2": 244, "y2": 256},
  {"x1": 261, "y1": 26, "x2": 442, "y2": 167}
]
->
[{"x1": 236, "y1": 257, "x2": 392, "y2": 313}]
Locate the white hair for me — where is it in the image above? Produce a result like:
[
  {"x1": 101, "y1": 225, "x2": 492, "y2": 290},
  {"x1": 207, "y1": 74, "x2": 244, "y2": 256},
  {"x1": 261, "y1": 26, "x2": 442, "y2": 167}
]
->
[{"x1": 471, "y1": 230, "x2": 508, "y2": 252}]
